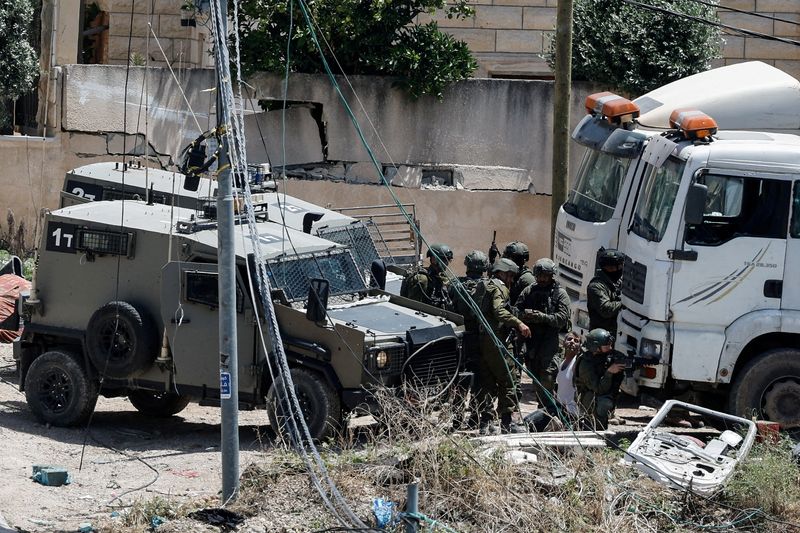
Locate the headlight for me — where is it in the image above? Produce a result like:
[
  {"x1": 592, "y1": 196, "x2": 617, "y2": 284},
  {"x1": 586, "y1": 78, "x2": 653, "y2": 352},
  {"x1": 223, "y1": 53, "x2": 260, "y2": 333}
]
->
[
  {"x1": 639, "y1": 339, "x2": 662, "y2": 362},
  {"x1": 576, "y1": 309, "x2": 591, "y2": 331},
  {"x1": 375, "y1": 350, "x2": 389, "y2": 369}
]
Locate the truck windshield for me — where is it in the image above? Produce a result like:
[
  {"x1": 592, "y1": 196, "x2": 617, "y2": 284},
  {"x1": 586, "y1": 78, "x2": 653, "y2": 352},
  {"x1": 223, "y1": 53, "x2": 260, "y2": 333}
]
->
[
  {"x1": 563, "y1": 149, "x2": 631, "y2": 222},
  {"x1": 266, "y1": 249, "x2": 367, "y2": 302},
  {"x1": 631, "y1": 156, "x2": 686, "y2": 242}
]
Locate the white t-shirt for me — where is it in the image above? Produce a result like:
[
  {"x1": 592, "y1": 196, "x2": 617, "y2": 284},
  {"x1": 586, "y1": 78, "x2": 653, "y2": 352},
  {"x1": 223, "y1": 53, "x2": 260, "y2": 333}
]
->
[{"x1": 556, "y1": 357, "x2": 579, "y2": 416}]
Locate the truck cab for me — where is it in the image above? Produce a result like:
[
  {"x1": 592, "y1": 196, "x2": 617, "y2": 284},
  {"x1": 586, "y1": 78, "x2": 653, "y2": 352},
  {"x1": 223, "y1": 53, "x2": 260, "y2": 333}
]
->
[
  {"x1": 14, "y1": 198, "x2": 463, "y2": 439},
  {"x1": 617, "y1": 111, "x2": 800, "y2": 428},
  {"x1": 555, "y1": 62, "x2": 800, "y2": 334}
]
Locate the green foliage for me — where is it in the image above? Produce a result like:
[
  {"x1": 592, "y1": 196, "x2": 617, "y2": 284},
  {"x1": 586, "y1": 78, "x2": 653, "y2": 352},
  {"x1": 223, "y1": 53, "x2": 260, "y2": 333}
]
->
[
  {"x1": 551, "y1": 0, "x2": 721, "y2": 96},
  {"x1": 235, "y1": 0, "x2": 477, "y2": 99},
  {"x1": 725, "y1": 439, "x2": 800, "y2": 516},
  {"x1": 0, "y1": 0, "x2": 39, "y2": 129}
]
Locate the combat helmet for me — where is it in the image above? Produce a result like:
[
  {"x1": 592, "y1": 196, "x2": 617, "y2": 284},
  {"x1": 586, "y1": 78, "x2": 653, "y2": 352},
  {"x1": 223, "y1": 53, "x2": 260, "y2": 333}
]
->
[
  {"x1": 584, "y1": 328, "x2": 614, "y2": 352},
  {"x1": 532, "y1": 258, "x2": 558, "y2": 277},
  {"x1": 502, "y1": 241, "x2": 529, "y2": 267},
  {"x1": 492, "y1": 257, "x2": 519, "y2": 274},
  {"x1": 464, "y1": 250, "x2": 490, "y2": 275},
  {"x1": 598, "y1": 248, "x2": 626, "y2": 268},
  {"x1": 427, "y1": 243, "x2": 454, "y2": 266}
]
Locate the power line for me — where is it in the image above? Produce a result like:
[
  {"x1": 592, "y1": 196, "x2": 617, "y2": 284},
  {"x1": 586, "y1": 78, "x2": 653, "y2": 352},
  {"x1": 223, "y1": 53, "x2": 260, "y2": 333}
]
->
[
  {"x1": 692, "y1": 0, "x2": 800, "y2": 28},
  {"x1": 619, "y1": 0, "x2": 800, "y2": 47}
]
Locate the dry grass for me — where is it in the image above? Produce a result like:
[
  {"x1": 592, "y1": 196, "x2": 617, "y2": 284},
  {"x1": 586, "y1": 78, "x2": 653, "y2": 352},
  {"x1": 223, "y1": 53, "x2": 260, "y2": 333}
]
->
[{"x1": 99, "y1": 388, "x2": 800, "y2": 532}]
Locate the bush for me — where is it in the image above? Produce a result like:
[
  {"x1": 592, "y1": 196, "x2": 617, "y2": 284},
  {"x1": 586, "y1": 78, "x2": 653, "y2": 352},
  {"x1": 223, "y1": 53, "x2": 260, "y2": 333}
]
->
[
  {"x1": 0, "y1": 0, "x2": 39, "y2": 130},
  {"x1": 234, "y1": 0, "x2": 477, "y2": 99},
  {"x1": 551, "y1": 0, "x2": 721, "y2": 96},
  {"x1": 725, "y1": 439, "x2": 800, "y2": 517}
]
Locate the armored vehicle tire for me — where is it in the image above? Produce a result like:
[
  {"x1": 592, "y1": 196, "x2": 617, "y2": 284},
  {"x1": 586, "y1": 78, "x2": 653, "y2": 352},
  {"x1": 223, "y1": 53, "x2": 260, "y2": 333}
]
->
[
  {"x1": 85, "y1": 301, "x2": 158, "y2": 378},
  {"x1": 128, "y1": 390, "x2": 191, "y2": 417},
  {"x1": 267, "y1": 368, "x2": 342, "y2": 441},
  {"x1": 25, "y1": 350, "x2": 98, "y2": 426},
  {"x1": 728, "y1": 348, "x2": 800, "y2": 429}
]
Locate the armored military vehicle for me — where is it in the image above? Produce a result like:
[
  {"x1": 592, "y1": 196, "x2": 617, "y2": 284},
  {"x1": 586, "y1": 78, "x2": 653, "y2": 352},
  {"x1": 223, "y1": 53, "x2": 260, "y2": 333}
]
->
[
  {"x1": 13, "y1": 196, "x2": 463, "y2": 439},
  {"x1": 61, "y1": 161, "x2": 403, "y2": 288}
]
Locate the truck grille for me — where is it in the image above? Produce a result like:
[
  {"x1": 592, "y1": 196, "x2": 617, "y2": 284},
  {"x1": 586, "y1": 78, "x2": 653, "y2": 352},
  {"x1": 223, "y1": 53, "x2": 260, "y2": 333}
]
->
[
  {"x1": 622, "y1": 257, "x2": 647, "y2": 304},
  {"x1": 403, "y1": 337, "x2": 461, "y2": 388},
  {"x1": 557, "y1": 262, "x2": 583, "y2": 297}
]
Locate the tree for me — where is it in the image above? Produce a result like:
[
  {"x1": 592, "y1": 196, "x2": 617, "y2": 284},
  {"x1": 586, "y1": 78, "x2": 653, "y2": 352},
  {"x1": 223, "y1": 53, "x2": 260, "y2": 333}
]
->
[
  {"x1": 0, "y1": 0, "x2": 39, "y2": 131},
  {"x1": 234, "y1": 0, "x2": 478, "y2": 99},
  {"x1": 553, "y1": 0, "x2": 721, "y2": 96}
]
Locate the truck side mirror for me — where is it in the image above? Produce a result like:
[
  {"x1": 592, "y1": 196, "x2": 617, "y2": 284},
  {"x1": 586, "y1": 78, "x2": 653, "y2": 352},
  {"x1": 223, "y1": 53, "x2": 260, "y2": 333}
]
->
[
  {"x1": 370, "y1": 259, "x2": 387, "y2": 290},
  {"x1": 684, "y1": 183, "x2": 708, "y2": 225},
  {"x1": 306, "y1": 278, "x2": 329, "y2": 322}
]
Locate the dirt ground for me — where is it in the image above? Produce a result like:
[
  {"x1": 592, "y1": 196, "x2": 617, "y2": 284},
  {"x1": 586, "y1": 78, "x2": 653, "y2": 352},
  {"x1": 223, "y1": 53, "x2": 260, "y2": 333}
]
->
[
  {"x1": 0, "y1": 343, "x2": 277, "y2": 533},
  {"x1": 0, "y1": 342, "x2": 695, "y2": 533}
]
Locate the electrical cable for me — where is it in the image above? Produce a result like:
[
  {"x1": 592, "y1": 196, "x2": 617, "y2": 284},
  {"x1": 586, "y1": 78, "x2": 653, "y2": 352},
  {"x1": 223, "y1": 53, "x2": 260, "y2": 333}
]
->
[
  {"x1": 689, "y1": 0, "x2": 800, "y2": 28},
  {"x1": 218, "y1": 0, "x2": 368, "y2": 527},
  {"x1": 618, "y1": 0, "x2": 800, "y2": 48}
]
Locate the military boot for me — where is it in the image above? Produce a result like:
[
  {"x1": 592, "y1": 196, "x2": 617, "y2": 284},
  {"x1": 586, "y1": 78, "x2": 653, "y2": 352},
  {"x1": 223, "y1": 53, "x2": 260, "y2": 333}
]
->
[
  {"x1": 500, "y1": 413, "x2": 526, "y2": 434},
  {"x1": 479, "y1": 414, "x2": 497, "y2": 436}
]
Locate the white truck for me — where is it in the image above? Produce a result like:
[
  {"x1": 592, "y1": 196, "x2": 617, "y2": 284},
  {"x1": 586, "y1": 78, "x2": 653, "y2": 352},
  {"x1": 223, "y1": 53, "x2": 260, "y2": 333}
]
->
[
  {"x1": 617, "y1": 109, "x2": 800, "y2": 428},
  {"x1": 554, "y1": 62, "x2": 800, "y2": 333}
]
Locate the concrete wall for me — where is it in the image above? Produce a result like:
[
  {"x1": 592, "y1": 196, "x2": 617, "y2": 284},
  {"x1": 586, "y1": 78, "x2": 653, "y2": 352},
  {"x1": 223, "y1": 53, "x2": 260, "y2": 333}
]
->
[
  {"x1": 426, "y1": 0, "x2": 800, "y2": 80},
  {"x1": 1, "y1": 65, "x2": 596, "y2": 263}
]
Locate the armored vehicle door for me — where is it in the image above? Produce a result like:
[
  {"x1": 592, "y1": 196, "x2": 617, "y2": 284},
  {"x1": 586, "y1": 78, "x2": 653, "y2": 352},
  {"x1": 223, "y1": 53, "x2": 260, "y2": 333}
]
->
[{"x1": 160, "y1": 262, "x2": 260, "y2": 404}]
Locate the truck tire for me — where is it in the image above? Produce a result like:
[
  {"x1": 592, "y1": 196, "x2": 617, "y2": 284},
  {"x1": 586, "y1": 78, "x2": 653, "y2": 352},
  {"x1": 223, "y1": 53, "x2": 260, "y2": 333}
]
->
[
  {"x1": 85, "y1": 301, "x2": 157, "y2": 378},
  {"x1": 266, "y1": 368, "x2": 342, "y2": 441},
  {"x1": 128, "y1": 390, "x2": 191, "y2": 417},
  {"x1": 728, "y1": 348, "x2": 800, "y2": 429},
  {"x1": 25, "y1": 350, "x2": 98, "y2": 426}
]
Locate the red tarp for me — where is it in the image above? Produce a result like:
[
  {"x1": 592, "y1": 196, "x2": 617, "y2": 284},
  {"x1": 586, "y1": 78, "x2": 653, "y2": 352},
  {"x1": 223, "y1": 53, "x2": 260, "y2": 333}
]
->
[{"x1": 0, "y1": 274, "x2": 30, "y2": 343}]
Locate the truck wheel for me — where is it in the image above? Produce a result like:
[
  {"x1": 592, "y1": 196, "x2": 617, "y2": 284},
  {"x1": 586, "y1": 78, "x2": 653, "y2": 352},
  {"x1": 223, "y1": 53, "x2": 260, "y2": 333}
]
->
[
  {"x1": 128, "y1": 390, "x2": 191, "y2": 417},
  {"x1": 729, "y1": 348, "x2": 800, "y2": 429},
  {"x1": 85, "y1": 301, "x2": 157, "y2": 378},
  {"x1": 267, "y1": 368, "x2": 342, "y2": 441},
  {"x1": 24, "y1": 350, "x2": 98, "y2": 426}
]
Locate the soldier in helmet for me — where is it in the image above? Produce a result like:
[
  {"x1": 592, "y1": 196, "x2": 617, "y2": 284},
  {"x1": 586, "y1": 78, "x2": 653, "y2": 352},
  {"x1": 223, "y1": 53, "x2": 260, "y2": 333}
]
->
[
  {"x1": 502, "y1": 241, "x2": 535, "y2": 304},
  {"x1": 400, "y1": 243, "x2": 453, "y2": 309},
  {"x1": 448, "y1": 250, "x2": 490, "y2": 429},
  {"x1": 475, "y1": 258, "x2": 531, "y2": 434},
  {"x1": 515, "y1": 258, "x2": 571, "y2": 411},
  {"x1": 574, "y1": 328, "x2": 626, "y2": 429},
  {"x1": 587, "y1": 248, "x2": 625, "y2": 337}
]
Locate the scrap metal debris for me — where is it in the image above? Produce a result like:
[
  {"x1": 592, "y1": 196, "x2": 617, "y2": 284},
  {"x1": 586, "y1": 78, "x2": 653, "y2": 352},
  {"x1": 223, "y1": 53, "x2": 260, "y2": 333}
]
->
[
  {"x1": 625, "y1": 400, "x2": 756, "y2": 495},
  {"x1": 188, "y1": 508, "x2": 244, "y2": 531}
]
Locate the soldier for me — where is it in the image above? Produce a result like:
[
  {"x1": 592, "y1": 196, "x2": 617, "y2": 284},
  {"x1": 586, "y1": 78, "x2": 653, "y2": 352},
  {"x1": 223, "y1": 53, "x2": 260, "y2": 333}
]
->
[
  {"x1": 476, "y1": 258, "x2": 531, "y2": 434},
  {"x1": 515, "y1": 258, "x2": 571, "y2": 411},
  {"x1": 574, "y1": 328, "x2": 626, "y2": 429},
  {"x1": 400, "y1": 243, "x2": 453, "y2": 309},
  {"x1": 587, "y1": 248, "x2": 625, "y2": 337},
  {"x1": 502, "y1": 241, "x2": 535, "y2": 304},
  {"x1": 448, "y1": 250, "x2": 490, "y2": 429}
]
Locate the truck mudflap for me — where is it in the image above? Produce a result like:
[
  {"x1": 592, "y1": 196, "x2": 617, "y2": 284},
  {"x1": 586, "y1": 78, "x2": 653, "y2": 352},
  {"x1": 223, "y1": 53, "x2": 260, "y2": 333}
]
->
[{"x1": 625, "y1": 400, "x2": 756, "y2": 495}]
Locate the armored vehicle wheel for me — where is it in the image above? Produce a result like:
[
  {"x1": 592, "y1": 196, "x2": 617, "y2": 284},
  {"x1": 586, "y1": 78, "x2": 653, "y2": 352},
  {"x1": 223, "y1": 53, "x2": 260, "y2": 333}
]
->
[
  {"x1": 85, "y1": 301, "x2": 157, "y2": 378},
  {"x1": 25, "y1": 350, "x2": 98, "y2": 426},
  {"x1": 729, "y1": 348, "x2": 800, "y2": 429},
  {"x1": 267, "y1": 368, "x2": 342, "y2": 441},
  {"x1": 128, "y1": 390, "x2": 191, "y2": 417}
]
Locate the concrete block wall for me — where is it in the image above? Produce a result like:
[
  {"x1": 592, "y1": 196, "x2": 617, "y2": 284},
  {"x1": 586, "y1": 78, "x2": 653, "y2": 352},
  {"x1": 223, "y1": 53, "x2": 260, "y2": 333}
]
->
[
  {"x1": 423, "y1": 0, "x2": 800, "y2": 79},
  {"x1": 103, "y1": 0, "x2": 213, "y2": 68}
]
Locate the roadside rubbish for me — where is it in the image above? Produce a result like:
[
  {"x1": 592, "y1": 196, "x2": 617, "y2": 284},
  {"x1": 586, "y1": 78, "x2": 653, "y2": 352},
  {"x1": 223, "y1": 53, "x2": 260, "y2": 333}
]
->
[
  {"x1": 150, "y1": 516, "x2": 165, "y2": 529},
  {"x1": 188, "y1": 508, "x2": 244, "y2": 531},
  {"x1": 474, "y1": 430, "x2": 610, "y2": 449},
  {"x1": 372, "y1": 498, "x2": 396, "y2": 528},
  {"x1": 31, "y1": 464, "x2": 71, "y2": 487},
  {"x1": 755, "y1": 420, "x2": 781, "y2": 443},
  {"x1": 625, "y1": 400, "x2": 756, "y2": 495},
  {"x1": 78, "y1": 522, "x2": 95, "y2": 532}
]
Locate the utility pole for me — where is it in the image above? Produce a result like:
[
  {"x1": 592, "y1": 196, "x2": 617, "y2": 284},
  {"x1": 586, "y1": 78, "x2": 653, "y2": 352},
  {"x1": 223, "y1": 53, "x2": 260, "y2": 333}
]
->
[
  {"x1": 551, "y1": 0, "x2": 574, "y2": 245},
  {"x1": 214, "y1": 0, "x2": 240, "y2": 503}
]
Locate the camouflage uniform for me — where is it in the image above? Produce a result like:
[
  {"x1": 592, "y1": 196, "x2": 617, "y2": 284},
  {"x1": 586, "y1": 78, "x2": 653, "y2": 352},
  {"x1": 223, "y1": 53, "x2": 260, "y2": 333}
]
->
[
  {"x1": 401, "y1": 267, "x2": 451, "y2": 309},
  {"x1": 587, "y1": 270, "x2": 622, "y2": 337},
  {"x1": 509, "y1": 266, "x2": 535, "y2": 305},
  {"x1": 574, "y1": 350, "x2": 624, "y2": 429},
  {"x1": 515, "y1": 281, "x2": 571, "y2": 409},
  {"x1": 476, "y1": 278, "x2": 523, "y2": 418}
]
